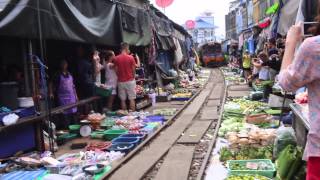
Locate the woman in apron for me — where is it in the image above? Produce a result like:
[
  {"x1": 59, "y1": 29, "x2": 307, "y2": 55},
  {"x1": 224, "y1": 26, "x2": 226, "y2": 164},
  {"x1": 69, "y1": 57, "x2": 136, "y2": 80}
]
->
[{"x1": 52, "y1": 60, "x2": 78, "y2": 129}]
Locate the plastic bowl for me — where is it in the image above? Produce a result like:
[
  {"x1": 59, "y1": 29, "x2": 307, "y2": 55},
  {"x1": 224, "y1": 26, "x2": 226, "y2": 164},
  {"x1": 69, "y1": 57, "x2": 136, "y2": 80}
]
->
[{"x1": 112, "y1": 137, "x2": 140, "y2": 147}]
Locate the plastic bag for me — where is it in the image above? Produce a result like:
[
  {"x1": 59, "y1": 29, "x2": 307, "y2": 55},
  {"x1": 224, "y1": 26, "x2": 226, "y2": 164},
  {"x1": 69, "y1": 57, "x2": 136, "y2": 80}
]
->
[
  {"x1": 2, "y1": 113, "x2": 19, "y2": 126},
  {"x1": 273, "y1": 126, "x2": 297, "y2": 158}
]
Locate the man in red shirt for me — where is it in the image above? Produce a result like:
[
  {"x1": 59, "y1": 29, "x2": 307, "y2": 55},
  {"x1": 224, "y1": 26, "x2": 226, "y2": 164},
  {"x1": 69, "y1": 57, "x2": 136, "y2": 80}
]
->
[{"x1": 114, "y1": 42, "x2": 140, "y2": 111}]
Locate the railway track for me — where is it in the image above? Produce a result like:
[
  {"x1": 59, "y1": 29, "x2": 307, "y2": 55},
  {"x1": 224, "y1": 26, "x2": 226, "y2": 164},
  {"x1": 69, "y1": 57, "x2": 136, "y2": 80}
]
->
[{"x1": 101, "y1": 68, "x2": 227, "y2": 180}]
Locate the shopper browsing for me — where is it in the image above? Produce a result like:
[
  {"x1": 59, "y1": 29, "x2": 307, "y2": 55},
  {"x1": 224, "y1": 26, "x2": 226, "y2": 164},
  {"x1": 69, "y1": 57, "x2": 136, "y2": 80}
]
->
[
  {"x1": 92, "y1": 50, "x2": 103, "y2": 85},
  {"x1": 278, "y1": 19, "x2": 320, "y2": 180},
  {"x1": 102, "y1": 50, "x2": 117, "y2": 112},
  {"x1": 114, "y1": 43, "x2": 140, "y2": 111},
  {"x1": 242, "y1": 50, "x2": 251, "y2": 81}
]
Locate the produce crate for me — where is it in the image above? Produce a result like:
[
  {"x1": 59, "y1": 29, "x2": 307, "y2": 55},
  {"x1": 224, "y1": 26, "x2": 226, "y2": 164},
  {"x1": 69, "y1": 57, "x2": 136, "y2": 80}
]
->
[
  {"x1": 95, "y1": 86, "x2": 112, "y2": 97},
  {"x1": 103, "y1": 129, "x2": 128, "y2": 141},
  {"x1": 227, "y1": 159, "x2": 276, "y2": 178},
  {"x1": 226, "y1": 174, "x2": 272, "y2": 180}
]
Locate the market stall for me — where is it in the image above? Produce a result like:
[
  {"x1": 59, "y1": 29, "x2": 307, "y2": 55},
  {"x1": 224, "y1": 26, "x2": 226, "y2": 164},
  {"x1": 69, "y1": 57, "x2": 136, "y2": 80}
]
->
[
  {"x1": 206, "y1": 67, "x2": 306, "y2": 180},
  {"x1": 0, "y1": 65, "x2": 210, "y2": 179}
]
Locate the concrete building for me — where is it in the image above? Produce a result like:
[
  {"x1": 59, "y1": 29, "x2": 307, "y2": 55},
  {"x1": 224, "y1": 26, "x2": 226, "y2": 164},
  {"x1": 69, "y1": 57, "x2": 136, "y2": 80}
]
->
[{"x1": 187, "y1": 12, "x2": 217, "y2": 45}]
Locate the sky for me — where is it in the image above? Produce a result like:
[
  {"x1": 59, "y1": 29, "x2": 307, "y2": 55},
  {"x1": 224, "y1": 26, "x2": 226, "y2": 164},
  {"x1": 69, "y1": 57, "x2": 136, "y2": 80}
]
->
[{"x1": 150, "y1": 0, "x2": 233, "y2": 38}]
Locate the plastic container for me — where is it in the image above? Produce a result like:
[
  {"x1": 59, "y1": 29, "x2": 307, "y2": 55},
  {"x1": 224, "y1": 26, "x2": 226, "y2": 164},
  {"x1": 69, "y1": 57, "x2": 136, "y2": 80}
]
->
[
  {"x1": 69, "y1": 125, "x2": 81, "y2": 131},
  {"x1": 103, "y1": 129, "x2": 128, "y2": 141},
  {"x1": 0, "y1": 112, "x2": 9, "y2": 125},
  {"x1": 100, "y1": 119, "x2": 115, "y2": 129},
  {"x1": 227, "y1": 159, "x2": 276, "y2": 178},
  {"x1": 90, "y1": 131, "x2": 105, "y2": 139},
  {"x1": 112, "y1": 137, "x2": 140, "y2": 147},
  {"x1": 107, "y1": 143, "x2": 134, "y2": 154},
  {"x1": 171, "y1": 97, "x2": 190, "y2": 101},
  {"x1": 17, "y1": 97, "x2": 34, "y2": 108},
  {"x1": 95, "y1": 87, "x2": 112, "y2": 97},
  {"x1": 144, "y1": 116, "x2": 166, "y2": 124},
  {"x1": 119, "y1": 134, "x2": 147, "y2": 142},
  {"x1": 14, "y1": 107, "x2": 36, "y2": 118},
  {"x1": 57, "y1": 133, "x2": 78, "y2": 145}
]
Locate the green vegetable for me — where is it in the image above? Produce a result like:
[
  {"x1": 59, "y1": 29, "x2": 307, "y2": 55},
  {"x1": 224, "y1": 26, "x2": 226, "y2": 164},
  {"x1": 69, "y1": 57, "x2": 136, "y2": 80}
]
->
[
  {"x1": 219, "y1": 146, "x2": 274, "y2": 162},
  {"x1": 227, "y1": 174, "x2": 270, "y2": 180},
  {"x1": 220, "y1": 147, "x2": 234, "y2": 162}
]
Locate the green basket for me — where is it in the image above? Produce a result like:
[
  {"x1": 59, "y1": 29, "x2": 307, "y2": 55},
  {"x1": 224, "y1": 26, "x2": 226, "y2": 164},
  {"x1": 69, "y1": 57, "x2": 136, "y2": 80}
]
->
[
  {"x1": 69, "y1": 124, "x2": 81, "y2": 131},
  {"x1": 57, "y1": 133, "x2": 78, "y2": 141},
  {"x1": 91, "y1": 131, "x2": 105, "y2": 139},
  {"x1": 103, "y1": 129, "x2": 128, "y2": 141},
  {"x1": 95, "y1": 86, "x2": 112, "y2": 97},
  {"x1": 227, "y1": 159, "x2": 276, "y2": 178}
]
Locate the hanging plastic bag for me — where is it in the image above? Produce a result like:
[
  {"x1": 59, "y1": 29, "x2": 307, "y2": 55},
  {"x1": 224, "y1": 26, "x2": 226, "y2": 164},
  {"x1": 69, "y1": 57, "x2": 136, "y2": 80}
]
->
[{"x1": 273, "y1": 126, "x2": 297, "y2": 158}]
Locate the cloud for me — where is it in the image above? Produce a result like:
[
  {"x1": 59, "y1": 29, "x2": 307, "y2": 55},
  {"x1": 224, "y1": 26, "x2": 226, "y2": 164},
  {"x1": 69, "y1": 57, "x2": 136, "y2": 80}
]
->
[{"x1": 150, "y1": 0, "x2": 232, "y2": 38}]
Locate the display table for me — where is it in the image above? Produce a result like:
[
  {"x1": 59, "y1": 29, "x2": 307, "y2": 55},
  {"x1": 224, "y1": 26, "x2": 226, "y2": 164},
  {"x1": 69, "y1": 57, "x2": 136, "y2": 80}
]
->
[
  {"x1": 0, "y1": 97, "x2": 101, "y2": 158},
  {"x1": 290, "y1": 103, "x2": 309, "y2": 147}
]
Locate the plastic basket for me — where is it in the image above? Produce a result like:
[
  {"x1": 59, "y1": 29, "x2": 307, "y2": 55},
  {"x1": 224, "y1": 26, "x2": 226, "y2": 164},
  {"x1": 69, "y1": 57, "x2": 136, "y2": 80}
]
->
[
  {"x1": 103, "y1": 129, "x2": 128, "y2": 141},
  {"x1": 95, "y1": 87, "x2": 112, "y2": 97},
  {"x1": 171, "y1": 97, "x2": 190, "y2": 101},
  {"x1": 69, "y1": 124, "x2": 81, "y2": 131},
  {"x1": 119, "y1": 134, "x2": 147, "y2": 142},
  {"x1": 112, "y1": 137, "x2": 140, "y2": 147},
  {"x1": 227, "y1": 174, "x2": 272, "y2": 180},
  {"x1": 227, "y1": 159, "x2": 276, "y2": 178},
  {"x1": 14, "y1": 107, "x2": 36, "y2": 118},
  {"x1": 100, "y1": 119, "x2": 116, "y2": 129},
  {"x1": 90, "y1": 131, "x2": 105, "y2": 139},
  {"x1": 107, "y1": 143, "x2": 134, "y2": 154},
  {"x1": 144, "y1": 115, "x2": 166, "y2": 124}
]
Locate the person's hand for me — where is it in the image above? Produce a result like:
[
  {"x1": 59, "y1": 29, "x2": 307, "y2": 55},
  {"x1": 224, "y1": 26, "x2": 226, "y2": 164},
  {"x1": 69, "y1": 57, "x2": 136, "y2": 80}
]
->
[{"x1": 286, "y1": 22, "x2": 303, "y2": 45}]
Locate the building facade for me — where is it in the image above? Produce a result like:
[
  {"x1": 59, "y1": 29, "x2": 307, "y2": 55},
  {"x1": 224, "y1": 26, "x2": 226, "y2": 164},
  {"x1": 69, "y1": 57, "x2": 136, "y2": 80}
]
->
[{"x1": 187, "y1": 12, "x2": 216, "y2": 45}]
